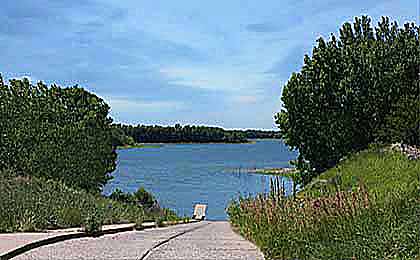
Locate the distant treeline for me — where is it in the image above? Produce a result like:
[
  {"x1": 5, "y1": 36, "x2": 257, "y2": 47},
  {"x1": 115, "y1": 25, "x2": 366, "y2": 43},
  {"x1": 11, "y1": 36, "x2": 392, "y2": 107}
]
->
[
  {"x1": 112, "y1": 124, "x2": 280, "y2": 145},
  {"x1": 242, "y1": 129, "x2": 281, "y2": 139}
]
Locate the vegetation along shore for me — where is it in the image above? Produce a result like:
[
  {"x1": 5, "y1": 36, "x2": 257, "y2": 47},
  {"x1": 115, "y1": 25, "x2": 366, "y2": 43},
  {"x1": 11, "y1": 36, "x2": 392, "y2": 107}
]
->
[
  {"x1": 112, "y1": 123, "x2": 280, "y2": 145},
  {"x1": 0, "y1": 76, "x2": 180, "y2": 233},
  {"x1": 229, "y1": 16, "x2": 420, "y2": 259},
  {"x1": 116, "y1": 144, "x2": 164, "y2": 150}
]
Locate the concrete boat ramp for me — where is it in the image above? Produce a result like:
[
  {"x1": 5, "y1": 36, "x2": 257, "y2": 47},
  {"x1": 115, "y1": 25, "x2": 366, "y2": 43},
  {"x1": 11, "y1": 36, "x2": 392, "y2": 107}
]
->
[{"x1": 0, "y1": 221, "x2": 264, "y2": 260}]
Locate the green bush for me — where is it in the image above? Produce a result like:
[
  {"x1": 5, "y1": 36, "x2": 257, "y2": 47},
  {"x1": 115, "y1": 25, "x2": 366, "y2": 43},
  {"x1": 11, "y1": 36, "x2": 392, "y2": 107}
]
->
[
  {"x1": 133, "y1": 187, "x2": 157, "y2": 209},
  {"x1": 0, "y1": 77, "x2": 117, "y2": 192},
  {"x1": 0, "y1": 76, "x2": 180, "y2": 233},
  {"x1": 0, "y1": 174, "x2": 145, "y2": 232},
  {"x1": 134, "y1": 214, "x2": 145, "y2": 230},
  {"x1": 0, "y1": 173, "x2": 180, "y2": 232},
  {"x1": 109, "y1": 188, "x2": 134, "y2": 204},
  {"x1": 109, "y1": 187, "x2": 157, "y2": 210},
  {"x1": 277, "y1": 16, "x2": 420, "y2": 181},
  {"x1": 83, "y1": 209, "x2": 103, "y2": 234},
  {"x1": 58, "y1": 208, "x2": 83, "y2": 228}
]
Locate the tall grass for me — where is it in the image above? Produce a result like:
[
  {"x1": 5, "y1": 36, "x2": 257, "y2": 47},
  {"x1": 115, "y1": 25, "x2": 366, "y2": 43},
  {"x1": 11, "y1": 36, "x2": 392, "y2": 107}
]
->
[
  {"x1": 228, "y1": 149, "x2": 420, "y2": 259},
  {"x1": 0, "y1": 172, "x2": 178, "y2": 232}
]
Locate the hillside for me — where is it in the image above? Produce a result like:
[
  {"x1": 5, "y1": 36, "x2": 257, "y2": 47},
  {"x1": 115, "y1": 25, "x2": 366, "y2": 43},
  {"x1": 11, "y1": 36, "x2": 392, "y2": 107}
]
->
[{"x1": 228, "y1": 147, "x2": 420, "y2": 259}]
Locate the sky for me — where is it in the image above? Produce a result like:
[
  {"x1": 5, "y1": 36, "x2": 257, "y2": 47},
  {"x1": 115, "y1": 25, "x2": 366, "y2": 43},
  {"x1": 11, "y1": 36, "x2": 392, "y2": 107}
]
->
[{"x1": 1, "y1": 0, "x2": 418, "y2": 129}]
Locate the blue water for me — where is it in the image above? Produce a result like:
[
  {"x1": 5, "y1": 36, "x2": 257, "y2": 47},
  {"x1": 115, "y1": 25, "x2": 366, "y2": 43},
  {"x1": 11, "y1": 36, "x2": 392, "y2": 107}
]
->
[{"x1": 103, "y1": 139, "x2": 298, "y2": 220}]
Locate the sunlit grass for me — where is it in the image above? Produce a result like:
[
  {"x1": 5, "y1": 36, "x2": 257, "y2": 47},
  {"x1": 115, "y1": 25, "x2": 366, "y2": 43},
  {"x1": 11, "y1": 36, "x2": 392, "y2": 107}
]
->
[
  {"x1": 0, "y1": 172, "x2": 178, "y2": 233},
  {"x1": 228, "y1": 148, "x2": 420, "y2": 259}
]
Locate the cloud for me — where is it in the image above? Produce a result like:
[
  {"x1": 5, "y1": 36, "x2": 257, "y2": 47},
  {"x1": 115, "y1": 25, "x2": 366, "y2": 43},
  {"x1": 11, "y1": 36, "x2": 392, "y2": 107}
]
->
[
  {"x1": 1, "y1": 0, "x2": 416, "y2": 129},
  {"x1": 159, "y1": 66, "x2": 268, "y2": 93},
  {"x1": 104, "y1": 97, "x2": 186, "y2": 114}
]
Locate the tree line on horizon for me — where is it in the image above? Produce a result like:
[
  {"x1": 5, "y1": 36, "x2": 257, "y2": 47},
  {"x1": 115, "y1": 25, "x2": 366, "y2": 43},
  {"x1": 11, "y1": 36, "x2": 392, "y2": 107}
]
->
[
  {"x1": 277, "y1": 16, "x2": 420, "y2": 184},
  {"x1": 111, "y1": 123, "x2": 281, "y2": 145}
]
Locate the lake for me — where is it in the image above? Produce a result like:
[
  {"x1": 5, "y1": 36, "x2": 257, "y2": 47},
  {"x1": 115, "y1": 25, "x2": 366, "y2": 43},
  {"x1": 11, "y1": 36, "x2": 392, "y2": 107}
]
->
[{"x1": 103, "y1": 139, "x2": 298, "y2": 220}]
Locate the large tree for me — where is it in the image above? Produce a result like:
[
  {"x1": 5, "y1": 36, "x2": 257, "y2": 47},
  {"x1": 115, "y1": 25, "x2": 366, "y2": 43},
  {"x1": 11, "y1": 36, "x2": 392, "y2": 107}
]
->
[
  {"x1": 277, "y1": 16, "x2": 420, "y2": 182},
  {"x1": 0, "y1": 77, "x2": 117, "y2": 192}
]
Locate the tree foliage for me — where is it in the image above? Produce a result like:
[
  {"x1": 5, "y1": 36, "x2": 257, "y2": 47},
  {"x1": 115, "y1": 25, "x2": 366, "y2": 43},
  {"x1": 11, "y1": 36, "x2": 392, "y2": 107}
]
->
[
  {"x1": 112, "y1": 123, "x2": 281, "y2": 145},
  {"x1": 241, "y1": 129, "x2": 281, "y2": 139},
  {"x1": 111, "y1": 125, "x2": 135, "y2": 147},
  {"x1": 113, "y1": 123, "x2": 249, "y2": 143},
  {"x1": 0, "y1": 77, "x2": 117, "y2": 192},
  {"x1": 109, "y1": 187, "x2": 157, "y2": 210},
  {"x1": 277, "y1": 16, "x2": 420, "y2": 181}
]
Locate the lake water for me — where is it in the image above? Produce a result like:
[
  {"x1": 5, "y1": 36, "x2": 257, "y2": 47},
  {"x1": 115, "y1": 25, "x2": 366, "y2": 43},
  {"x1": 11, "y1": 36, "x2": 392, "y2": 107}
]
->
[{"x1": 103, "y1": 139, "x2": 298, "y2": 220}]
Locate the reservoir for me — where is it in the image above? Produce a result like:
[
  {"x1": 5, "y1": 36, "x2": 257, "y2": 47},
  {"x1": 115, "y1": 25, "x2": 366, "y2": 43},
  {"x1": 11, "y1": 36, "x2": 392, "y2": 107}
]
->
[{"x1": 103, "y1": 139, "x2": 298, "y2": 220}]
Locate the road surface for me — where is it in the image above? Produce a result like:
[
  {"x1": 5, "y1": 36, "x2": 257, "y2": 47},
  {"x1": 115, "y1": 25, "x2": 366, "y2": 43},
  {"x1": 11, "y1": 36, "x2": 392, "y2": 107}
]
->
[{"x1": 9, "y1": 221, "x2": 264, "y2": 260}]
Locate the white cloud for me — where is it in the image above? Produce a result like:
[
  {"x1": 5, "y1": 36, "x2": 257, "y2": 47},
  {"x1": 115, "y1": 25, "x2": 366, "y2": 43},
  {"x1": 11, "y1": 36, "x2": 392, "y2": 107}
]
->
[
  {"x1": 103, "y1": 96, "x2": 186, "y2": 114},
  {"x1": 159, "y1": 66, "x2": 269, "y2": 93}
]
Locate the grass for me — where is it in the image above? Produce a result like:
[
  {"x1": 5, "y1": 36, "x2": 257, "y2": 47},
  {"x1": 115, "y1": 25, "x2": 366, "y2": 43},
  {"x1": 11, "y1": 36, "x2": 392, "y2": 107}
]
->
[
  {"x1": 228, "y1": 147, "x2": 420, "y2": 259},
  {"x1": 302, "y1": 147, "x2": 420, "y2": 201},
  {"x1": 0, "y1": 172, "x2": 179, "y2": 233}
]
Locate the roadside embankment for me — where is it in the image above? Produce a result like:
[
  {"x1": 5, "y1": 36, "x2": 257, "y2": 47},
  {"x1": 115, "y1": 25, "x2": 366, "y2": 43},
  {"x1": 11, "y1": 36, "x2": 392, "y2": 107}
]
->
[{"x1": 228, "y1": 147, "x2": 420, "y2": 259}]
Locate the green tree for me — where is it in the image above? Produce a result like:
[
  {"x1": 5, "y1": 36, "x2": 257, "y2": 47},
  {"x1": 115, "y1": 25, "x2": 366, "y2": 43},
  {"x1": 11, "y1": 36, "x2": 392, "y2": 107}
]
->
[
  {"x1": 277, "y1": 16, "x2": 420, "y2": 182},
  {"x1": 0, "y1": 77, "x2": 117, "y2": 192}
]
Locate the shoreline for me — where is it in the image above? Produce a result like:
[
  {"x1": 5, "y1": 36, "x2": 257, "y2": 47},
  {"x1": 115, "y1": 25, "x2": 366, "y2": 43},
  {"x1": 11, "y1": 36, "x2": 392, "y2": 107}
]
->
[
  {"x1": 117, "y1": 141, "x2": 256, "y2": 149},
  {"x1": 117, "y1": 144, "x2": 164, "y2": 150},
  {"x1": 116, "y1": 139, "x2": 285, "y2": 149},
  {"x1": 226, "y1": 167, "x2": 297, "y2": 177}
]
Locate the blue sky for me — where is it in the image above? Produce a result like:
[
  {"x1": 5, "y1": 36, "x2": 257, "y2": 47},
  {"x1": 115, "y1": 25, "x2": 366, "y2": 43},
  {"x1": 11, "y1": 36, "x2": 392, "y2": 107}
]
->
[{"x1": 1, "y1": 0, "x2": 418, "y2": 129}]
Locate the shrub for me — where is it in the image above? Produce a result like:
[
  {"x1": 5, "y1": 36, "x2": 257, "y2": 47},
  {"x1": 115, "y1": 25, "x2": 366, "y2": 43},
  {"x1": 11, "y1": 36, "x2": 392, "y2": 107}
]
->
[
  {"x1": 277, "y1": 16, "x2": 420, "y2": 182},
  {"x1": 133, "y1": 187, "x2": 156, "y2": 209},
  {"x1": 0, "y1": 174, "x2": 147, "y2": 232},
  {"x1": 83, "y1": 210, "x2": 103, "y2": 234},
  {"x1": 109, "y1": 187, "x2": 157, "y2": 210},
  {"x1": 0, "y1": 77, "x2": 117, "y2": 192},
  {"x1": 134, "y1": 214, "x2": 144, "y2": 230},
  {"x1": 109, "y1": 188, "x2": 134, "y2": 204},
  {"x1": 58, "y1": 208, "x2": 83, "y2": 228}
]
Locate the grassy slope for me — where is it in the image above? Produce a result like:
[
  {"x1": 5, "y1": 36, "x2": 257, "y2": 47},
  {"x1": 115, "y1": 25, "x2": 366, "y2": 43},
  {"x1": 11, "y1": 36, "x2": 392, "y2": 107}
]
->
[
  {"x1": 0, "y1": 174, "x2": 176, "y2": 233},
  {"x1": 302, "y1": 148, "x2": 420, "y2": 201},
  {"x1": 228, "y1": 148, "x2": 420, "y2": 259}
]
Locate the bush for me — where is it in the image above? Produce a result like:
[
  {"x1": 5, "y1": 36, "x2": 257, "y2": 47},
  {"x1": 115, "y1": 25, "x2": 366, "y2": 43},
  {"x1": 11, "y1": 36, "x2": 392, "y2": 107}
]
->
[
  {"x1": 109, "y1": 188, "x2": 134, "y2": 204},
  {"x1": 133, "y1": 187, "x2": 157, "y2": 209},
  {"x1": 0, "y1": 77, "x2": 117, "y2": 192},
  {"x1": 134, "y1": 214, "x2": 144, "y2": 230},
  {"x1": 0, "y1": 174, "x2": 146, "y2": 232},
  {"x1": 109, "y1": 187, "x2": 157, "y2": 210},
  {"x1": 277, "y1": 16, "x2": 420, "y2": 181},
  {"x1": 83, "y1": 209, "x2": 103, "y2": 234},
  {"x1": 58, "y1": 208, "x2": 83, "y2": 228}
]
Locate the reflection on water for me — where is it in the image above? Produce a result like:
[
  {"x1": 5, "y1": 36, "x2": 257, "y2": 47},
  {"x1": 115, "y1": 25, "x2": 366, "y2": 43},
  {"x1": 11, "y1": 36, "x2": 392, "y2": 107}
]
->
[{"x1": 103, "y1": 139, "x2": 298, "y2": 220}]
